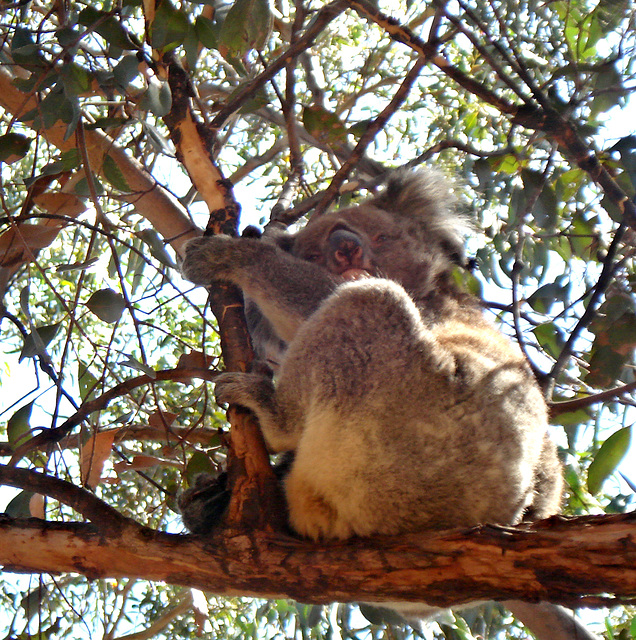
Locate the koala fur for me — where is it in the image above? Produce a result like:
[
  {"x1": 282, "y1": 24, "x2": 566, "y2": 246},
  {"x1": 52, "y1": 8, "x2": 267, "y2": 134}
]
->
[{"x1": 181, "y1": 168, "x2": 563, "y2": 542}]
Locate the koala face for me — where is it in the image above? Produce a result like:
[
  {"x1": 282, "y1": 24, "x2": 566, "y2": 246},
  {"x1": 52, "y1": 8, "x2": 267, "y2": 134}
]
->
[{"x1": 288, "y1": 205, "x2": 453, "y2": 299}]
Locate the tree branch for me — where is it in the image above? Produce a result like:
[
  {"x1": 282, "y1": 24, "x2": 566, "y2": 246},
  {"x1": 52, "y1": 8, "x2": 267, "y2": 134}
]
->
[
  {"x1": 158, "y1": 54, "x2": 285, "y2": 532},
  {"x1": 0, "y1": 513, "x2": 635, "y2": 609},
  {"x1": 0, "y1": 64, "x2": 197, "y2": 257},
  {"x1": 7, "y1": 368, "x2": 217, "y2": 465},
  {"x1": 0, "y1": 465, "x2": 134, "y2": 533}
]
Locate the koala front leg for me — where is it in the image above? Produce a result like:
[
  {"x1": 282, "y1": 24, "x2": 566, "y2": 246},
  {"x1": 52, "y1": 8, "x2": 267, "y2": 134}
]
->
[
  {"x1": 215, "y1": 372, "x2": 300, "y2": 452},
  {"x1": 181, "y1": 235, "x2": 338, "y2": 343},
  {"x1": 181, "y1": 235, "x2": 266, "y2": 286}
]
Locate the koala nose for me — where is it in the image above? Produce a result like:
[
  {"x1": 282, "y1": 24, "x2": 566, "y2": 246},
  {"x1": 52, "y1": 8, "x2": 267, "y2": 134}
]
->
[{"x1": 328, "y1": 228, "x2": 364, "y2": 268}]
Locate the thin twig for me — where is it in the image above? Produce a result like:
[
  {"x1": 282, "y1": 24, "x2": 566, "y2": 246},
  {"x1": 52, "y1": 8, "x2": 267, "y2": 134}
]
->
[
  {"x1": 8, "y1": 368, "x2": 218, "y2": 466},
  {"x1": 546, "y1": 223, "x2": 627, "y2": 391},
  {"x1": 313, "y1": 56, "x2": 427, "y2": 215},
  {"x1": 210, "y1": 1, "x2": 347, "y2": 131}
]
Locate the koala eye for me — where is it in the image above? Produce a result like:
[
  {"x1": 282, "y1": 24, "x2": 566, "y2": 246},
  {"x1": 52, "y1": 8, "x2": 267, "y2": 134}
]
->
[
  {"x1": 372, "y1": 233, "x2": 390, "y2": 245},
  {"x1": 305, "y1": 252, "x2": 322, "y2": 262}
]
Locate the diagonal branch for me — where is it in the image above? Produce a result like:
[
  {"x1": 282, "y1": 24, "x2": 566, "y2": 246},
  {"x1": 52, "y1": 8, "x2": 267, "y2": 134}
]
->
[
  {"x1": 158, "y1": 54, "x2": 285, "y2": 532},
  {"x1": 314, "y1": 56, "x2": 427, "y2": 215}
]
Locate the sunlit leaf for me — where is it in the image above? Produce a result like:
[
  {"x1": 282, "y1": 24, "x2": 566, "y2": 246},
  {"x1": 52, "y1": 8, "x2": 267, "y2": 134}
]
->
[
  {"x1": 302, "y1": 105, "x2": 348, "y2": 145},
  {"x1": 81, "y1": 429, "x2": 119, "y2": 489},
  {"x1": 78, "y1": 361, "x2": 100, "y2": 401},
  {"x1": 587, "y1": 426, "x2": 632, "y2": 495},
  {"x1": 33, "y1": 192, "x2": 87, "y2": 218}
]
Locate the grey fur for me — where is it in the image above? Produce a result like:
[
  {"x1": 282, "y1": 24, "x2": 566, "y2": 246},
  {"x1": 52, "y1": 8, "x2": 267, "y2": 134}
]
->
[{"x1": 181, "y1": 167, "x2": 562, "y2": 540}]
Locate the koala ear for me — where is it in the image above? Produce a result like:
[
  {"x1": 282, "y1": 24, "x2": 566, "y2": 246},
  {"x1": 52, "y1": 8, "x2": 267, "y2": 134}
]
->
[
  {"x1": 368, "y1": 168, "x2": 472, "y2": 265},
  {"x1": 262, "y1": 227, "x2": 295, "y2": 253}
]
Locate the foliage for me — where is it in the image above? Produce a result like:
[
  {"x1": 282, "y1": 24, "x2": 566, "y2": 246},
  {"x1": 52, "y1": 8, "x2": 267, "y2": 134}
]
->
[{"x1": 0, "y1": 0, "x2": 635, "y2": 637}]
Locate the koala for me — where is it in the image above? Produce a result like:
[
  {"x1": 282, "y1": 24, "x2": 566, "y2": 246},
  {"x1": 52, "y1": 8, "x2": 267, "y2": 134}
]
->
[{"x1": 180, "y1": 167, "x2": 563, "y2": 542}]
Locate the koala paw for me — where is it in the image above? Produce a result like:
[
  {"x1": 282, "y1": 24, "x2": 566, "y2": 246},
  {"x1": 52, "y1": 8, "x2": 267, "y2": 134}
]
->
[
  {"x1": 180, "y1": 235, "x2": 238, "y2": 286},
  {"x1": 214, "y1": 371, "x2": 275, "y2": 411}
]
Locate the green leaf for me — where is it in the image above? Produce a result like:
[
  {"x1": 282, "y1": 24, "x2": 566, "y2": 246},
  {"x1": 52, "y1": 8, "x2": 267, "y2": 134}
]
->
[
  {"x1": 136, "y1": 228, "x2": 178, "y2": 268},
  {"x1": 184, "y1": 451, "x2": 217, "y2": 486},
  {"x1": 102, "y1": 154, "x2": 132, "y2": 193},
  {"x1": 526, "y1": 282, "x2": 568, "y2": 314},
  {"x1": 150, "y1": 2, "x2": 191, "y2": 52},
  {"x1": 86, "y1": 288, "x2": 126, "y2": 323},
  {"x1": 56, "y1": 256, "x2": 100, "y2": 272},
  {"x1": 139, "y1": 80, "x2": 172, "y2": 117},
  {"x1": 113, "y1": 54, "x2": 140, "y2": 88},
  {"x1": 5, "y1": 491, "x2": 35, "y2": 518},
  {"x1": 219, "y1": 0, "x2": 273, "y2": 56},
  {"x1": 78, "y1": 361, "x2": 100, "y2": 401},
  {"x1": 74, "y1": 172, "x2": 105, "y2": 197},
  {"x1": 19, "y1": 323, "x2": 61, "y2": 361},
  {"x1": 120, "y1": 355, "x2": 156, "y2": 378},
  {"x1": 37, "y1": 149, "x2": 81, "y2": 177},
  {"x1": 0, "y1": 132, "x2": 32, "y2": 164},
  {"x1": 532, "y1": 322, "x2": 564, "y2": 359},
  {"x1": 11, "y1": 27, "x2": 47, "y2": 69},
  {"x1": 195, "y1": 16, "x2": 220, "y2": 49},
  {"x1": 7, "y1": 401, "x2": 34, "y2": 448},
  {"x1": 61, "y1": 63, "x2": 93, "y2": 95},
  {"x1": 358, "y1": 604, "x2": 406, "y2": 626},
  {"x1": 78, "y1": 8, "x2": 139, "y2": 50},
  {"x1": 587, "y1": 426, "x2": 632, "y2": 495},
  {"x1": 302, "y1": 104, "x2": 348, "y2": 145}
]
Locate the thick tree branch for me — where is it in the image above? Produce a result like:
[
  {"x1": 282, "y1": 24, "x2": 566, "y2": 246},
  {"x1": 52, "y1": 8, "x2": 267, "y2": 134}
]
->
[
  {"x1": 0, "y1": 513, "x2": 635, "y2": 609},
  {"x1": 158, "y1": 55, "x2": 284, "y2": 532},
  {"x1": 0, "y1": 65, "x2": 197, "y2": 257}
]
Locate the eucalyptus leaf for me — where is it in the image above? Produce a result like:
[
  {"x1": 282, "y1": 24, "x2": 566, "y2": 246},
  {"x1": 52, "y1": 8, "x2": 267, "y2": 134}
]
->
[
  {"x1": 86, "y1": 288, "x2": 126, "y2": 323},
  {"x1": 587, "y1": 427, "x2": 632, "y2": 495},
  {"x1": 0, "y1": 132, "x2": 32, "y2": 164},
  {"x1": 7, "y1": 401, "x2": 34, "y2": 448},
  {"x1": 19, "y1": 323, "x2": 61, "y2": 361}
]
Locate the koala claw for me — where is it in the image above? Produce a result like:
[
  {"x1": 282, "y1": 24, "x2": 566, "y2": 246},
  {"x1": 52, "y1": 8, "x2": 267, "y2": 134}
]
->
[
  {"x1": 214, "y1": 371, "x2": 276, "y2": 412},
  {"x1": 180, "y1": 235, "x2": 235, "y2": 286},
  {"x1": 213, "y1": 372, "x2": 247, "y2": 406}
]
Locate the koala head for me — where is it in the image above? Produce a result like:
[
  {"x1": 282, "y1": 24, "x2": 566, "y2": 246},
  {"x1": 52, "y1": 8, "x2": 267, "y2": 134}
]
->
[{"x1": 272, "y1": 169, "x2": 470, "y2": 298}]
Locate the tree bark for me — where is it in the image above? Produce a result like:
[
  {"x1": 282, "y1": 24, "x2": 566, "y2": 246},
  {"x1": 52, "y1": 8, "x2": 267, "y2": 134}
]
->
[
  {"x1": 0, "y1": 64, "x2": 197, "y2": 257},
  {"x1": 0, "y1": 512, "x2": 635, "y2": 610}
]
